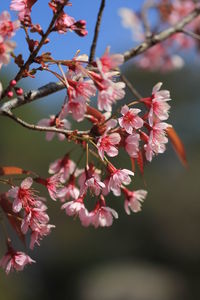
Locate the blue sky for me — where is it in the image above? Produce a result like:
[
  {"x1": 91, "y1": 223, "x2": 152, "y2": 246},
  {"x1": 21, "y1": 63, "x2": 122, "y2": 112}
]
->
[
  {"x1": 0, "y1": 1, "x2": 142, "y2": 83},
  {"x1": 0, "y1": 1, "x2": 144, "y2": 109}
]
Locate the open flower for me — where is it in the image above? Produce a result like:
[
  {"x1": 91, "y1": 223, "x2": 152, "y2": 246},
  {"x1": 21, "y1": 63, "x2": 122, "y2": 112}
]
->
[
  {"x1": 0, "y1": 11, "x2": 20, "y2": 38},
  {"x1": 49, "y1": 155, "x2": 76, "y2": 183},
  {"x1": 122, "y1": 187, "x2": 147, "y2": 214},
  {"x1": 8, "y1": 177, "x2": 38, "y2": 213},
  {"x1": 30, "y1": 224, "x2": 55, "y2": 249},
  {"x1": 0, "y1": 250, "x2": 35, "y2": 274},
  {"x1": 144, "y1": 122, "x2": 170, "y2": 161},
  {"x1": 119, "y1": 105, "x2": 143, "y2": 134},
  {"x1": 125, "y1": 133, "x2": 140, "y2": 158},
  {"x1": 100, "y1": 46, "x2": 124, "y2": 73},
  {"x1": 108, "y1": 165, "x2": 134, "y2": 196},
  {"x1": 61, "y1": 195, "x2": 87, "y2": 218},
  {"x1": 0, "y1": 36, "x2": 16, "y2": 69},
  {"x1": 89, "y1": 196, "x2": 118, "y2": 228},
  {"x1": 148, "y1": 82, "x2": 171, "y2": 126}
]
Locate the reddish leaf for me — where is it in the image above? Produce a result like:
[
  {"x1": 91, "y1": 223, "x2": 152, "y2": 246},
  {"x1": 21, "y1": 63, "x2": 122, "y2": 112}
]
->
[
  {"x1": 0, "y1": 166, "x2": 30, "y2": 176},
  {"x1": 137, "y1": 150, "x2": 144, "y2": 176},
  {"x1": 166, "y1": 126, "x2": 187, "y2": 167},
  {"x1": 0, "y1": 194, "x2": 25, "y2": 245},
  {"x1": 130, "y1": 157, "x2": 135, "y2": 173}
]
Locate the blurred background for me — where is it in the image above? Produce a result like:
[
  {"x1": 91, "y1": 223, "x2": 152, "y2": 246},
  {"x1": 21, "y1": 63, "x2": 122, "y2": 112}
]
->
[{"x1": 0, "y1": 1, "x2": 200, "y2": 300}]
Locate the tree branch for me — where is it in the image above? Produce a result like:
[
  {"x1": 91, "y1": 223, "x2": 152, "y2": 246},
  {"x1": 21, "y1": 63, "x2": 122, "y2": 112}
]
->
[
  {"x1": 1, "y1": 110, "x2": 89, "y2": 138},
  {"x1": 123, "y1": 6, "x2": 200, "y2": 61},
  {"x1": 88, "y1": 0, "x2": 106, "y2": 64}
]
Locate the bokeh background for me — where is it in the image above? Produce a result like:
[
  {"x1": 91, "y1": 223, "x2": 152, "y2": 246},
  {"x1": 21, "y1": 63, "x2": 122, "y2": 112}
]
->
[{"x1": 0, "y1": 1, "x2": 200, "y2": 300}]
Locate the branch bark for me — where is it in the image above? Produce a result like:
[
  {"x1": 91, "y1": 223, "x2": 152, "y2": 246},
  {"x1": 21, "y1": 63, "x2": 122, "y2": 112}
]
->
[{"x1": 89, "y1": 0, "x2": 106, "y2": 64}]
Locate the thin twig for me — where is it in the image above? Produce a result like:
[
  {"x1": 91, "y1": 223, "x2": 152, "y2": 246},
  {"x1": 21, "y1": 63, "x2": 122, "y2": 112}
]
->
[
  {"x1": 182, "y1": 29, "x2": 200, "y2": 41},
  {"x1": 121, "y1": 74, "x2": 142, "y2": 99},
  {"x1": 141, "y1": 0, "x2": 155, "y2": 39},
  {"x1": 0, "y1": 0, "x2": 69, "y2": 100},
  {"x1": 2, "y1": 110, "x2": 89, "y2": 137},
  {"x1": 88, "y1": 0, "x2": 106, "y2": 64}
]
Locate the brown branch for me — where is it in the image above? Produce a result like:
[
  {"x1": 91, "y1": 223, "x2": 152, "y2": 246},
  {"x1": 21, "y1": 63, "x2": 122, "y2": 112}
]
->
[
  {"x1": 88, "y1": 0, "x2": 106, "y2": 64},
  {"x1": 0, "y1": 81, "x2": 65, "y2": 112},
  {"x1": 1, "y1": 110, "x2": 89, "y2": 138},
  {"x1": 0, "y1": 0, "x2": 69, "y2": 100},
  {"x1": 120, "y1": 74, "x2": 142, "y2": 100},
  {"x1": 182, "y1": 29, "x2": 200, "y2": 41},
  {"x1": 141, "y1": 0, "x2": 155, "y2": 39},
  {"x1": 123, "y1": 6, "x2": 200, "y2": 62}
]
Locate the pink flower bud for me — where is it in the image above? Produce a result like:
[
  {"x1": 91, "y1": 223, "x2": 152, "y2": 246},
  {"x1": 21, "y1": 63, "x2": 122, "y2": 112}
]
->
[
  {"x1": 16, "y1": 88, "x2": 23, "y2": 96},
  {"x1": 7, "y1": 90, "x2": 13, "y2": 98},
  {"x1": 10, "y1": 79, "x2": 17, "y2": 87}
]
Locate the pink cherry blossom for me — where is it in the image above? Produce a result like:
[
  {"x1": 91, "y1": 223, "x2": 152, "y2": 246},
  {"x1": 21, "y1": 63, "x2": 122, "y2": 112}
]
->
[
  {"x1": 0, "y1": 36, "x2": 16, "y2": 69},
  {"x1": 97, "y1": 79, "x2": 126, "y2": 112},
  {"x1": 30, "y1": 223, "x2": 55, "y2": 249},
  {"x1": 122, "y1": 187, "x2": 147, "y2": 214},
  {"x1": 90, "y1": 59, "x2": 126, "y2": 112},
  {"x1": 45, "y1": 174, "x2": 62, "y2": 201},
  {"x1": 0, "y1": 11, "x2": 20, "y2": 38},
  {"x1": 168, "y1": 0, "x2": 195, "y2": 25},
  {"x1": 119, "y1": 105, "x2": 143, "y2": 134},
  {"x1": 62, "y1": 78, "x2": 96, "y2": 121},
  {"x1": 55, "y1": 12, "x2": 75, "y2": 33},
  {"x1": 0, "y1": 250, "x2": 35, "y2": 274},
  {"x1": 144, "y1": 122, "x2": 170, "y2": 162},
  {"x1": 67, "y1": 78, "x2": 96, "y2": 101},
  {"x1": 137, "y1": 43, "x2": 184, "y2": 72},
  {"x1": 108, "y1": 165, "x2": 134, "y2": 196},
  {"x1": 10, "y1": 0, "x2": 37, "y2": 22},
  {"x1": 66, "y1": 96, "x2": 87, "y2": 122},
  {"x1": 21, "y1": 206, "x2": 50, "y2": 234},
  {"x1": 8, "y1": 177, "x2": 38, "y2": 213},
  {"x1": 78, "y1": 166, "x2": 105, "y2": 196},
  {"x1": 97, "y1": 133, "x2": 121, "y2": 160},
  {"x1": 118, "y1": 7, "x2": 144, "y2": 42},
  {"x1": 61, "y1": 195, "x2": 87, "y2": 217},
  {"x1": 89, "y1": 196, "x2": 118, "y2": 228},
  {"x1": 48, "y1": 155, "x2": 76, "y2": 183},
  {"x1": 125, "y1": 133, "x2": 140, "y2": 158},
  {"x1": 57, "y1": 175, "x2": 79, "y2": 201},
  {"x1": 147, "y1": 82, "x2": 171, "y2": 126},
  {"x1": 100, "y1": 46, "x2": 124, "y2": 73},
  {"x1": 38, "y1": 115, "x2": 70, "y2": 141},
  {"x1": 35, "y1": 174, "x2": 62, "y2": 201}
]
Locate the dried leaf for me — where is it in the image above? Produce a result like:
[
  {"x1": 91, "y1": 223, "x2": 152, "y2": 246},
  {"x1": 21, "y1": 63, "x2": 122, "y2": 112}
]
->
[
  {"x1": 0, "y1": 194, "x2": 25, "y2": 245},
  {"x1": 130, "y1": 157, "x2": 135, "y2": 173},
  {"x1": 166, "y1": 126, "x2": 187, "y2": 167},
  {"x1": 137, "y1": 150, "x2": 144, "y2": 175},
  {"x1": 0, "y1": 166, "x2": 30, "y2": 176}
]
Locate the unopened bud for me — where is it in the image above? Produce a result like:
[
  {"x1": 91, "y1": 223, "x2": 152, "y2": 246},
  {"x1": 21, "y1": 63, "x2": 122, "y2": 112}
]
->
[
  {"x1": 10, "y1": 80, "x2": 17, "y2": 87},
  {"x1": 16, "y1": 88, "x2": 24, "y2": 96},
  {"x1": 7, "y1": 90, "x2": 14, "y2": 98}
]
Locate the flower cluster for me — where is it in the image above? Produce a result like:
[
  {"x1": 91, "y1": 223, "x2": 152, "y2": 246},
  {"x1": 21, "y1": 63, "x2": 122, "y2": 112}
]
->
[
  {"x1": 0, "y1": 0, "x2": 189, "y2": 275},
  {"x1": 0, "y1": 11, "x2": 19, "y2": 69},
  {"x1": 8, "y1": 177, "x2": 55, "y2": 249}
]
